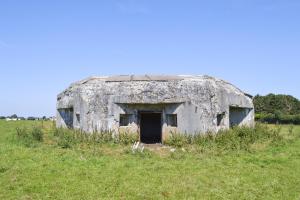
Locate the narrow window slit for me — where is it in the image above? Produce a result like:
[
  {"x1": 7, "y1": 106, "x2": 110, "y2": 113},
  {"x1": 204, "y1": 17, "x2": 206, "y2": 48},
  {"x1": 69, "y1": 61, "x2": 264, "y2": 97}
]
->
[{"x1": 166, "y1": 114, "x2": 177, "y2": 127}]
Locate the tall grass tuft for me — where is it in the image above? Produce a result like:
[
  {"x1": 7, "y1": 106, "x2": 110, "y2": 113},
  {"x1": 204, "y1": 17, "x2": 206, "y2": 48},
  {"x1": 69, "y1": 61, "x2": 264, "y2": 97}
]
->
[
  {"x1": 288, "y1": 125, "x2": 294, "y2": 135},
  {"x1": 53, "y1": 128, "x2": 75, "y2": 148},
  {"x1": 165, "y1": 124, "x2": 284, "y2": 152},
  {"x1": 164, "y1": 131, "x2": 189, "y2": 148},
  {"x1": 51, "y1": 127, "x2": 138, "y2": 148},
  {"x1": 116, "y1": 131, "x2": 139, "y2": 145},
  {"x1": 15, "y1": 126, "x2": 44, "y2": 147},
  {"x1": 31, "y1": 126, "x2": 44, "y2": 142}
]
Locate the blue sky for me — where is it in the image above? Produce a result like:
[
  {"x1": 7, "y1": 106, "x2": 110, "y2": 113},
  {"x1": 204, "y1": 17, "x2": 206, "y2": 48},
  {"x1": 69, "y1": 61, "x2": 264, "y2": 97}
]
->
[{"x1": 1, "y1": 0, "x2": 300, "y2": 117}]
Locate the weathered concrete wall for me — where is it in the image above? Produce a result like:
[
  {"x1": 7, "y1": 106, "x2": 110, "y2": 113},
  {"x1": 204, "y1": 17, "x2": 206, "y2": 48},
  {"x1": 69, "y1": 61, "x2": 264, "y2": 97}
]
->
[{"x1": 56, "y1": 75, "x2": 254, "y2": 139}]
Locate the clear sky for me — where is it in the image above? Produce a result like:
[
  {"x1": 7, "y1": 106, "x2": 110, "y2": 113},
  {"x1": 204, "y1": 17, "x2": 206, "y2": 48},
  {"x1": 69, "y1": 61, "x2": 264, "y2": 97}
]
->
[{"x1": 1, "y1": 0, "x2": 300, "y2": 117}]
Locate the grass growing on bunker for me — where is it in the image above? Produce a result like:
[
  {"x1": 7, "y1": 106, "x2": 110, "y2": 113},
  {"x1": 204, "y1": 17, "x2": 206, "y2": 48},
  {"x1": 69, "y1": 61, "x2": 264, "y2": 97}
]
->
[{"x1": 1, "y1": 120, "x2": 300, "y2": 199}]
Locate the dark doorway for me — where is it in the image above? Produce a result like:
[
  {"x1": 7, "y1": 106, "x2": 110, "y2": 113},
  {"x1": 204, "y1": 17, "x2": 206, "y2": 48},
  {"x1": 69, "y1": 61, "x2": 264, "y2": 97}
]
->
[{"x1": 140, "y1": 112, "x2": 162, "y2": 144}]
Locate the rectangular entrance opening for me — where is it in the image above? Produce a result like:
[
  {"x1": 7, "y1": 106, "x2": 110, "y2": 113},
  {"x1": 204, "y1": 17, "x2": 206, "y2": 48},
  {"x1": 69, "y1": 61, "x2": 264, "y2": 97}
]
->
[
  {"x1": 140, "y1": 112, "x2": 162, "y2": 144},
  {"x1": 229, "y1": 106, "x2": 252, "y2": 127},
  {"x1": 58, "y1": 108, "x2": 74, "y2": 128}
]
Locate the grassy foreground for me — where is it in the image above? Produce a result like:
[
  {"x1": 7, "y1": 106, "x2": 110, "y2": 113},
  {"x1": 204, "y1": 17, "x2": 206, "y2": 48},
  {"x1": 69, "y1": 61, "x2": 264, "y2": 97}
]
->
[{"x1": 0, "y1": 121, "x2": 300, "y2": 200}]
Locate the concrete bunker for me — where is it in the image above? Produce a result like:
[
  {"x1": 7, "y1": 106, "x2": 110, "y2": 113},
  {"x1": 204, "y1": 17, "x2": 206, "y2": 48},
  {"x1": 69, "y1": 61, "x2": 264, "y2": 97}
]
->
[{"x1": 56, "y1": 75, "x2": 255, "y2": 143}]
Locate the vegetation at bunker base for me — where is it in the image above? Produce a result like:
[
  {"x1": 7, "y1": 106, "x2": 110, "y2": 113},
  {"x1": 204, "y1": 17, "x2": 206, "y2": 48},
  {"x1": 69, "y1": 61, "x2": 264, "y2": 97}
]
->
[
  {"x1": 164, "y1": 124, "x2": 284, "y2": 151},
  {"x1": 0, "y1": 120, "x2": 300, "y2": 199}
]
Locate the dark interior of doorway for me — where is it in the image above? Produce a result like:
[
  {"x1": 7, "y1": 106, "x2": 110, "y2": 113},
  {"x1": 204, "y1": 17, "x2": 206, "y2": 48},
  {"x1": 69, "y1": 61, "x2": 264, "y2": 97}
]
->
[{"x1": 140, "y1": 112, "x2": 162, "y2": 144}]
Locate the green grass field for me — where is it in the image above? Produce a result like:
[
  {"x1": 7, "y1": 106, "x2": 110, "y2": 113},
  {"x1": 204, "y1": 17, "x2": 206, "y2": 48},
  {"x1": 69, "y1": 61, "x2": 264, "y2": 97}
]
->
[{"x1": 0, "y1": 120, "x2": 300, "y2": 200}]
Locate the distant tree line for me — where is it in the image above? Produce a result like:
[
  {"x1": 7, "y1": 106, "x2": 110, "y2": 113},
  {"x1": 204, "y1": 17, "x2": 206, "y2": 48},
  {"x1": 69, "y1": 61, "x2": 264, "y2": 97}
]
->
[
  {"x1": 0, "y1": 114, "x2": 54, "y2": 121},
  {"x1": 254, "y1": 94, "x2": 300, "y2": 124}
]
